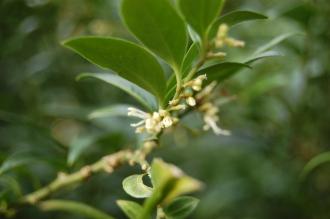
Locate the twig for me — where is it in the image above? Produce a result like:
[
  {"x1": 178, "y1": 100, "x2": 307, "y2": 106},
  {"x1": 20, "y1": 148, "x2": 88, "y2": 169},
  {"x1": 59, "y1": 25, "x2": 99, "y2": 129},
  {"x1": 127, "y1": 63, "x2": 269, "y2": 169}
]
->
[{"x1": 21, "y1": 150, "x2": 134, "y2": 204}]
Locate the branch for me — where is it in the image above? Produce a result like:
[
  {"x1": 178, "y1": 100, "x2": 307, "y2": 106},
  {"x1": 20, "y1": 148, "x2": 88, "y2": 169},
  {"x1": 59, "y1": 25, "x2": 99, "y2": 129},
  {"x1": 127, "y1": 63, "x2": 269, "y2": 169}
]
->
[{"x1": 21, "y1": 150, "x2": 134, "y2": 204}]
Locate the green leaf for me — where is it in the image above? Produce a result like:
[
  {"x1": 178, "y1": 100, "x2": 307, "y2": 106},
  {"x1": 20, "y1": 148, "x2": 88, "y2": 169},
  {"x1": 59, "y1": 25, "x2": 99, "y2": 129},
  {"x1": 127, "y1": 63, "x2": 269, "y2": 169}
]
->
[
  {"x1": 88, "y1": 104, "x2": 132, "y2": 119},
  {"x1": 165, "y1": 42, "x2": 200, "y2": 103},
  {"x1": 39, "y1": 199, "x2": 115, "y2": 219},
  {"x1": 198, "y1": 62, "x2": 251, "y2": 82},
  {"x1": 77, "y1": 73, "x2": 158, "y2": 111},
  {"x1": 163, "y1": 176, "x2": 202, "y2": 205},
  {"x1": 179, "y1": 0, "x2": 225, "y2": 39},
  {"x1": 121, "y1": 0, "x2": 187, "y2": 69},
  {"x1": 209, "y1": 10, "x2": 268, "y2": 39},
  {"x1": 0, "y1": 176, "x2": 22, "y2": 198},
  {"x1": 67, "y1": 134, "x2": 99, "y2": 166},
  {"x1": 0, "y1": 152, "x2": 36, "y2": 175},
  {"x1": 150, "y1": 159, "x2": 202, "y2": 203},
  {"x1": 123, "y1": 174, "x2": 153, "y2": 199},
  {"x1": 117, "y1": 200, "x2": 143, "y2": 219},
  {"x1": 181, "y1": 42, "x2": 201, "y2": 78},
  {"x1": 253, "y1": 32, "x2": 300, "y2": 55},
  {"x1": 164, "y1": 196, "x2": 199, "y2": 219},
  {"x1": 245, "y1": 50, "x2": 283, "y2": 64},
  {"x1": 63, "y1": 37, "x2": 166, "y2": 102},
  {"x1": 300, "y1": 152, "x2": 330, "y2": 180},
  {"x1": 139, "y1": 159, "x2": 202, "y2": 219}
]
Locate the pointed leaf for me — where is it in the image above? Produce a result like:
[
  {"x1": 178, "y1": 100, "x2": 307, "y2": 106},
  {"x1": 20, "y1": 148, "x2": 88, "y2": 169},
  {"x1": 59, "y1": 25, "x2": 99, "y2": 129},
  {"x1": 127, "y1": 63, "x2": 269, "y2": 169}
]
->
[
  {"x1": 163, "y1": 176, "x2": 202, "y2": 204},
  {"x1": 164, "y1": 196, "x2": 199, "y2": 219},
  {"x1": 88, "y1": 104, "x2": 132, "y2": 119},
  {"x1": 78, "y1": 73, "x2": 158, "y2": 111},
  {"x1": 150, "y1": 159, "x2": 179, "y2": 189},
  {"x1": 179, "y1": 0, "x2": 225, "y2": 39},
  {"x1": 198, "y1": 62, "x2": 251, "y2": 82},
  {"x1": 140, "y1": 159, "x2": 202, "y2": 219},
  {"x1": 117, "y1": 200, "x2": 143, "y2": 219},
  {"x1": 150, "y1": 159, "x2": 202, "y2": 203},
  {"x1": 39, "y1": 199, "x2": 115, "y2": 219},
  {"x1": 245, "y1": 50, "x2": 283, "y2": 64},
  {"x1": 121, "y1": 0, "x2": 187, "y2": 69},
  {"x1": 209, "y1": 10, "x2": 268, "y2": 39},
  {"x1": 63, "y1": 37, "x2": 166, "y2": 101},
  {"x1": 123, "y1": 174, "x2": 153, "y2": 199},
  {"x1": 253, "y1": 32, "x2": 300, "y2": 55}
]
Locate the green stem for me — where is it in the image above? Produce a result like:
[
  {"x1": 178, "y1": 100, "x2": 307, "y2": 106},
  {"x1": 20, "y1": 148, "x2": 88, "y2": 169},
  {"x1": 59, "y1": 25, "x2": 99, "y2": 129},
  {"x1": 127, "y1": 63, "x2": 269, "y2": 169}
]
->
[
  {"x1": 39, "y1": 199, "x2": 115, "y2": 219},
  {"x1": 172, "y1": 67, "x2": 182, "y2": 101},
  {"x1": 184, "y1": 41, "x2": 210, "y2": 83}
]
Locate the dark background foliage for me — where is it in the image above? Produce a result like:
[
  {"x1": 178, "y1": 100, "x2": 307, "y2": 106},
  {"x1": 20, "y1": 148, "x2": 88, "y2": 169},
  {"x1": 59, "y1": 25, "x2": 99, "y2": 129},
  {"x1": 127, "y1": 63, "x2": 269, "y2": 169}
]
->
[{"x1": 0, "y1": 0, "x2": 329, "y2": 218}]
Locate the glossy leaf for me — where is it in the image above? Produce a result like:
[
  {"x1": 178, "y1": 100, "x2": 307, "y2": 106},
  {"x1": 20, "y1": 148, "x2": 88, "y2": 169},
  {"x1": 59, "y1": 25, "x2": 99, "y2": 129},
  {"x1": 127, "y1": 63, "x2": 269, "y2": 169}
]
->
[
  {"x1": 121, "y1": 0, "x2": 187, "y2": 69},
  {"x1": 123, "y1": 174, "x2": 153, "y2": 198},
  {"x1": 88, "y1": 104, "x2": 132, "y2": 119},
  {"x1": 198, "y1": 62, "x2": 251, "y2": 82},
  {"x1": 253, "y1": 32, "x2": 300, "y2": 55},
  {"x1": 164, "y1": 196, "x2": 199, "y2": 219},
  {"x1": 63, "y1": 37, "x2": 166, "y2": 101},
  {"x1": 209, "y1": 10, "x2": 267, "y2": 39},
  {"x1": 179, "y1": 0, "x2": 225, "y2": 39},
  {"x1": 117, "y1": 200, "x2": 143, "y2": 219},
  {"x1": 77, "y1": 73, "x2": 158, "y2": 111},
  {"x1": 39, "y1": 199, "x2": 115, "y2": 219}
]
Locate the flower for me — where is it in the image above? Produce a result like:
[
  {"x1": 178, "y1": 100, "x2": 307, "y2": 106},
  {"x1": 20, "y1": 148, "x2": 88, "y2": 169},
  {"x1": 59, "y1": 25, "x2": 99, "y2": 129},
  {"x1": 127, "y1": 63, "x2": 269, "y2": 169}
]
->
[
  {"x1": 215, "y1": 24, "x2": 245, "y2": 48},
  {"x1": 196, "y1": 83, "x2": 231, "y2": 136},
  {"x1": 200, "y1": 103, "x2": 231, "y2": 136},
  {"x1": 128, "y1": 107, "x2": 177, "y2": 134}
]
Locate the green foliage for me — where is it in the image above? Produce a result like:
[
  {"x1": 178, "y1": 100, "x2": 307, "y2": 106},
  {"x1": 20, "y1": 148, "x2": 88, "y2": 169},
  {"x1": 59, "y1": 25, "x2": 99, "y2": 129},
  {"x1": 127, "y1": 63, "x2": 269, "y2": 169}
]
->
[
  {"x1": 301, "y1": 152, "x2": 330, "y2": 180},
  {"x1": 179, "y1": 0, "x2": 225, "y2": 41},
  {"x1": 39, "y1": 199, "x2": 115, "y2": 219},
  {"x1": 63, "y1": 37, "x2": 166, "y2": 102},
  {"x1": 77, "y1": 73, "x2": 158, "y2": 111},
  {"x1": 121, "y1": 0, "x2": 188, "y2": 70},
  {"x1": 122, "y1": 174, "x2": 153, "y2": 198},
  {"x1": 163, "y1": 196, "x2": 199, "y2": 219},
  {"x1": 198, "y1": 62, "x2": 251, "y2": 82},
  {"x1": 209, "y1": 10, "x2": 267, "y2": 39},
  {"x1": 117, "y1": 200, "x2": 143, "y2": 219},
  {"x1": 1, "y1": 0, "x2": 329, "y2": 219}
]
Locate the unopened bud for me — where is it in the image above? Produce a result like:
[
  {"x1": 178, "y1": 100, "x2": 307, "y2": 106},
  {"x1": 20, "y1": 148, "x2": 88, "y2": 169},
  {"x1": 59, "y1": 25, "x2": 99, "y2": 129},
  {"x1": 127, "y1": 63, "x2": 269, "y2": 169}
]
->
[{"x1": 186, "y1": 96, "x2": 196, "y2": 106}]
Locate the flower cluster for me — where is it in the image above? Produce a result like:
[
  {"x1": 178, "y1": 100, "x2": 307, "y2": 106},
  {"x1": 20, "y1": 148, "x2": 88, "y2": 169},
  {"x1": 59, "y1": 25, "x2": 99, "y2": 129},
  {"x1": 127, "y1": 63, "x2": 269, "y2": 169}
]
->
[
  {"x1": 215, "y1": 24, "x2": 245, "y2": 48},
  {"x1": 196, "y1": 82, "x2": 231, "y2": 136},
  {"x1": 128, "y1": 74, "x2": 230, "y2": 136},
  {"x1": 128, "y1": 107, "x2": 179, "y2": 134}
]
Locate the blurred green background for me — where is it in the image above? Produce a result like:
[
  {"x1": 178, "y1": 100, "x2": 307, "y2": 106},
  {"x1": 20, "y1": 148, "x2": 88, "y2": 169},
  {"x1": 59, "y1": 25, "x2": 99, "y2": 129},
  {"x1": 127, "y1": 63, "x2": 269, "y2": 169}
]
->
[{"x1": 0, "y1": 0, "x2": 329, "y2": 218}]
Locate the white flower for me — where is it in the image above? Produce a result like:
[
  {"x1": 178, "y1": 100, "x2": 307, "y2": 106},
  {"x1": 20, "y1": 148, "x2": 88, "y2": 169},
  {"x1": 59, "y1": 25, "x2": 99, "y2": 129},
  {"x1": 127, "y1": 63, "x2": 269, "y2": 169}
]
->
[
  {"x1": 203, "y1": 115, "x2": 231, "y2": 136},
  {"x1": 186, "y1": 96, "x2": 196, "y2": 106},
  {"x1": 162, "y1": 116, "x2": 173, "y2": 128},
  {"x1": 127, "y1": 107, "x2": 176, "y2": 134}
]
